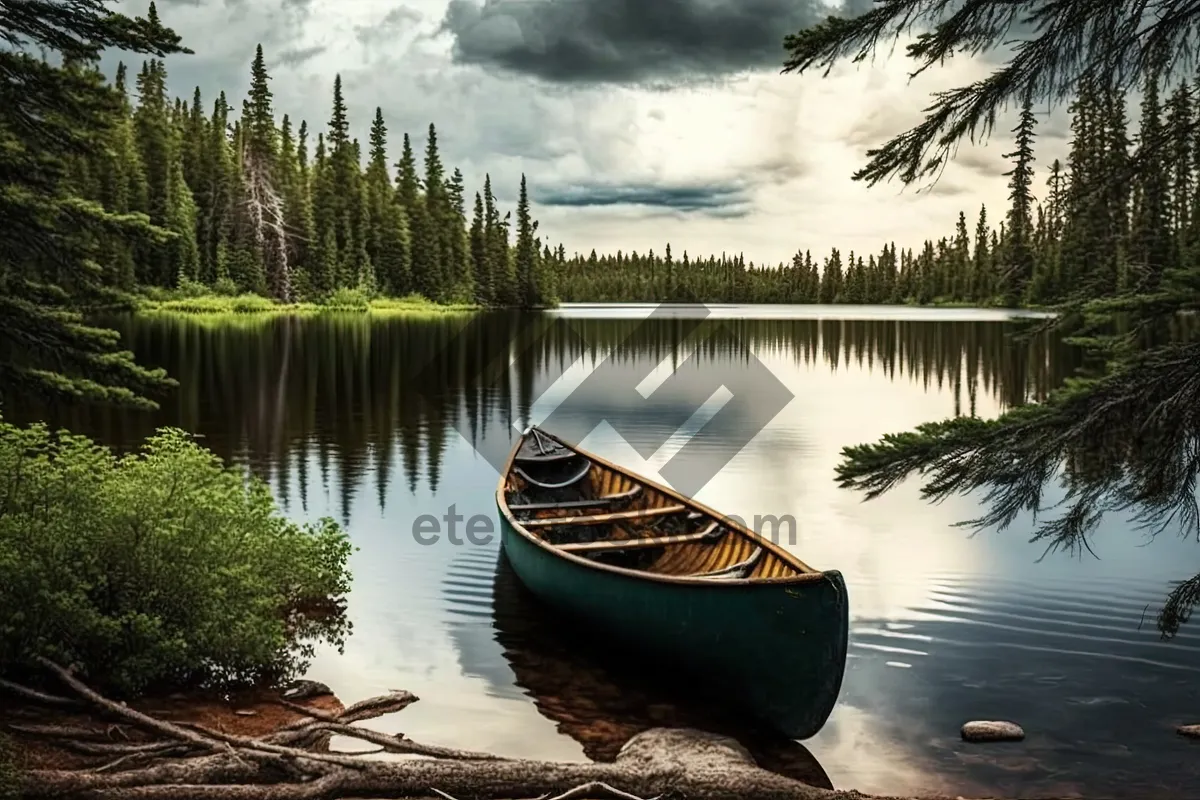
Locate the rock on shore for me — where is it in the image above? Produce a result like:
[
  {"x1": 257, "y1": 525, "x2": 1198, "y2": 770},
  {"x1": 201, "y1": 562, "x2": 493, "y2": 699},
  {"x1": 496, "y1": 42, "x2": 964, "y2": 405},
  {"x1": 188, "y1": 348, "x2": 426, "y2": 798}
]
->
[{"x1": 961, "y1": 720, "x2": 1025, "y2": 743}]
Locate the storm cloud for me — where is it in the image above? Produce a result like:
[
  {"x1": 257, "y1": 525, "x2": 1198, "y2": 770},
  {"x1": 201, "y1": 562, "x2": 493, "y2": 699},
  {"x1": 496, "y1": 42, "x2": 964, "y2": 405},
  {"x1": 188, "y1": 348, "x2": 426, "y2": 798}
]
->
[
  {"x1": 276, "y1": 44, "x2": 326, "y2": 67},
  {"x1": 536, "y1": 181, "x2": 752, "y2": 217},
  {"x1": 439, "y1": 0, "x2": 871, "y2": 85}
]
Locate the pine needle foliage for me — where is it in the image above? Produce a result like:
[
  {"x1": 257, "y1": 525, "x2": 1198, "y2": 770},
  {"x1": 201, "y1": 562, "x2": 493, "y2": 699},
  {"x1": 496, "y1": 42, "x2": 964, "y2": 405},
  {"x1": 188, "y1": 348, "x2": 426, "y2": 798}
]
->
[
  {"x1": 0, "y1": 0, "x2": 188, "y2": 410},
  {"x1": 783, "y1": 1, "x2": 1200, "y2": 187},
  {"x1": 788, "y1": 0, "x2": 1200, "y2": 636}
]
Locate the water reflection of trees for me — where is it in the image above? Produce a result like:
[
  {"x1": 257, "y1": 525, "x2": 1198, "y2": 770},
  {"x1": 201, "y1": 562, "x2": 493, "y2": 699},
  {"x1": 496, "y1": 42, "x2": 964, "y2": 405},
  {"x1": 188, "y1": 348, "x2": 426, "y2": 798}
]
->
[{"x1": 7, "y1": 312, "x2": 1080, "y2": 509}]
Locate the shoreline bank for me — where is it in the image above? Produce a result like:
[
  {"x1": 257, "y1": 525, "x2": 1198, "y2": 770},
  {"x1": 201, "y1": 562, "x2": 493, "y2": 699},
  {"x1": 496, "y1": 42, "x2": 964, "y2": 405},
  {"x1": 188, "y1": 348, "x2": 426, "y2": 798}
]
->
[{"x1": 134, "y1": 292, "x2": 478, "y2": 319}]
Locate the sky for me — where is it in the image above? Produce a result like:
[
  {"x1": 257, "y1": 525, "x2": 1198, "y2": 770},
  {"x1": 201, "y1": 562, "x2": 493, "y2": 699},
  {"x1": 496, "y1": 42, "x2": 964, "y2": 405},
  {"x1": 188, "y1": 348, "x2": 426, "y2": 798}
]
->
[{"x1": 111, "y1": 0, "x2": 1075, "y2": 267}]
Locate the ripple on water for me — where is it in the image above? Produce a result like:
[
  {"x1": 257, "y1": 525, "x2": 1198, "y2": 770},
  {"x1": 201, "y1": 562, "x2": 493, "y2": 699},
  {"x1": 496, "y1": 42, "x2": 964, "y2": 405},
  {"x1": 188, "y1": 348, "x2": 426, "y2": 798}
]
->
[{"x1": 442, "y1": 555, "x2": 504, "y2": 622}]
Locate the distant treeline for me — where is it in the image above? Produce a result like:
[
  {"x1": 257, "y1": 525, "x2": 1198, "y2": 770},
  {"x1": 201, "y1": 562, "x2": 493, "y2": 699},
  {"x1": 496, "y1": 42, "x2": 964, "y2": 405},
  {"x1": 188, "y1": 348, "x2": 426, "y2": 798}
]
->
[
  {"x1": 559, "y1": 73, "x2": 1200, "y2": 306},
  {"x1": 68, "y1": 6, "x2": 1196, "y2": 309}
]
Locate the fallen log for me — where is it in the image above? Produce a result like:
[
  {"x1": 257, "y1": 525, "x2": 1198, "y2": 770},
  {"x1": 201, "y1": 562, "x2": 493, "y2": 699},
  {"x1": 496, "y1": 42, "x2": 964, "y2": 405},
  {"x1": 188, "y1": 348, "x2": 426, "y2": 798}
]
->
[
  {"x1": 5, "y1": 659, "x2": 888, "y2": 800},
  {"x1": 22, "y1": 728, "x2": 870, "y2": 800}
]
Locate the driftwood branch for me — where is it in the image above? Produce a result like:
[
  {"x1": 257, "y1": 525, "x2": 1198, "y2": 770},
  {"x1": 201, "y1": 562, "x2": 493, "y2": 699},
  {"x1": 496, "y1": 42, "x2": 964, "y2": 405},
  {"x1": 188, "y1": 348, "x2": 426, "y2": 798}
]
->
[{"x1": 5, "y1": 660, "x2": 881, "y2": 800}]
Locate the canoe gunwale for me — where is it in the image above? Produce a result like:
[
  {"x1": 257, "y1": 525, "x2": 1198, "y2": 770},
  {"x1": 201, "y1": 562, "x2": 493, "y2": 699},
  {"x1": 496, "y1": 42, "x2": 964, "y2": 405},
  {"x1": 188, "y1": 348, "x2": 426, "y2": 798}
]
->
[{"x1": 497, "y1": 426, "x2": 833, "y2": 587}]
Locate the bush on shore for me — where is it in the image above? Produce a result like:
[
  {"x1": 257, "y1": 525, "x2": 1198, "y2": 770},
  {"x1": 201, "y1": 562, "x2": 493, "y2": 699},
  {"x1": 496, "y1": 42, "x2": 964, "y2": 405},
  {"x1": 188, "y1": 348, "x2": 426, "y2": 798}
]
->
[{"x1": 0, "y1": 416, "x2": 354, "y2": 697}]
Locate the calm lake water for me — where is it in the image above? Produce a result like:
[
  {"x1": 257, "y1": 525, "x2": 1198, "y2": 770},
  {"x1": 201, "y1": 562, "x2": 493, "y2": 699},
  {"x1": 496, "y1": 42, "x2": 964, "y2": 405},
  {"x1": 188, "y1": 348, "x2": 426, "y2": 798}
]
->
[{"x1": 12, "y1": 304, "x2": 1200, "y2": 797}]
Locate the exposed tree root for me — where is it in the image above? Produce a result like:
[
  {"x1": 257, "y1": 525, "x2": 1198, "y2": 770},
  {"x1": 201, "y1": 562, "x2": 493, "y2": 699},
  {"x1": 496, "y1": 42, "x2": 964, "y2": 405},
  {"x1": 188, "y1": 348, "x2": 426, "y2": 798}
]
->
[{"x1": 4, "y1": 659, "x2": 897, "y2": 800}]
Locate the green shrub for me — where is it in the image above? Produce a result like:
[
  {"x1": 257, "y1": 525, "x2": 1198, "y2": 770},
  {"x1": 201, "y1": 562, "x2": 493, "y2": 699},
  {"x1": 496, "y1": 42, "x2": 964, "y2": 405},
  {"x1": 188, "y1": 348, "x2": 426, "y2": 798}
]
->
[
  {"x1": 0, "y1": 417, "x2": 353, "y2": 697},
  {"x1": 174, "y1": 277, "x2": 210, "y2": 298},
  {"x1": 324, "y1": 286, "x2": 371, "y2": 311},
  {"x1": 229, "y1": 293, "x2": 277, "y2": 314},
  {"x1": 212, "y1": 277, "x2": 241, "y2": 297}
]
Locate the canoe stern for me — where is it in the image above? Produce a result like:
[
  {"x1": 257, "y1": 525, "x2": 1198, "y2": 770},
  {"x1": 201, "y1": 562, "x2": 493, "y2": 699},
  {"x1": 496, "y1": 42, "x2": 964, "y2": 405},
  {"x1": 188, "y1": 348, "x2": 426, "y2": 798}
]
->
[{"x1": 498, "y1": 510, "x2": 850, "y2": 739}]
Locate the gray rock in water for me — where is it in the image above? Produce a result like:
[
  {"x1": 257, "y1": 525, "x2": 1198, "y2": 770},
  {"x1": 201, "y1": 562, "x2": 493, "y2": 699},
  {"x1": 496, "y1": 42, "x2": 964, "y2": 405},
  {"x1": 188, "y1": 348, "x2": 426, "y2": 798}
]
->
[
  {"x1": 1178, "y1": 724, "x2": 1200, "y2": 739},
  {"x1": 961, "y1": 720, "x2": 1025, "y2": 742}
]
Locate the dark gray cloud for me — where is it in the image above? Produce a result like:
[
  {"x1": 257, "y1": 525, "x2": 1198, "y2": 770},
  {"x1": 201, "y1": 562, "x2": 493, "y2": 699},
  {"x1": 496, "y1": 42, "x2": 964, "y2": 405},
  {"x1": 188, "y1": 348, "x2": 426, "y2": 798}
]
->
[
  {"x1": 277, "y1": 44, "x2": 326, "y2": 67},
  {"x1": 536, "y1": 181, "x2": 752, "y2": 217},
  {"x1": 439, "y1": 0, "x2": 871, "y2": 85}
]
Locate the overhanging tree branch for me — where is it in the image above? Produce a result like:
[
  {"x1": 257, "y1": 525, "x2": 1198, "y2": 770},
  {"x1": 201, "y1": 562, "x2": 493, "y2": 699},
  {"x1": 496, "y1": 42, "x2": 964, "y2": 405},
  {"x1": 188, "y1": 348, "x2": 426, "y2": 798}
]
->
[
  {"x1": 782, "y1": 1, "x2": 1200, "y2": 186},
  {"x1": 836, "y1": 336, "x2": 1200, "y2": 637}
]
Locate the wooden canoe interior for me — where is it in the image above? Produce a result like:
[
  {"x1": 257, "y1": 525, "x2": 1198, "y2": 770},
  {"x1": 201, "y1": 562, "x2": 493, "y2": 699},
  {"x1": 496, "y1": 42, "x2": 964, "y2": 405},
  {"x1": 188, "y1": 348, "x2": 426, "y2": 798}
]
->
[{"x1": 503, "y1": 428, "x2": 809, "y2": 581}]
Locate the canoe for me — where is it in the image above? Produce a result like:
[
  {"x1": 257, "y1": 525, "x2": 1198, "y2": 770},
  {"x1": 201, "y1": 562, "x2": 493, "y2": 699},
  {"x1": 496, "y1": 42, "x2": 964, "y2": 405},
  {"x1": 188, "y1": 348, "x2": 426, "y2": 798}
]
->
[
  {"x1": 488, "y1": 552, "x2": 835, "y2": 787},
  {"x1": 495, "y1": 425, "x2": 849, "y2": 740}
]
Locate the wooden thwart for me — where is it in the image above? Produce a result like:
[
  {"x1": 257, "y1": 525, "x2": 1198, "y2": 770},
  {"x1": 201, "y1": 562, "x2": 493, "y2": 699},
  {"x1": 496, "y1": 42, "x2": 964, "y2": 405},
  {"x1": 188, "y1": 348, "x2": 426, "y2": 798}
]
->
[
  {"x1": 523, "y1": 504, "x2": 688, "y2": 528},
  {"x1": 509, "y1": 486, "x2": 643, "y2": 513},
  {"x1": 558, "y1": 522, "x2": 723, "y2": 554}
]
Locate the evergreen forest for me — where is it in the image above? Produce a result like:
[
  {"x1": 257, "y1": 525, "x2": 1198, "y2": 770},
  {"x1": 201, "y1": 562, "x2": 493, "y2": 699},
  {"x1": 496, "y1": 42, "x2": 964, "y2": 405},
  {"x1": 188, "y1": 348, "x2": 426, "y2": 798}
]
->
[
  {"x1": 558, "y1": 77, "x2": 1200, "y2": 306},
  {"x1": 75, "y1": 18, "x2": 1200, "y2": 311},
  {"x1": 59, "y1": 5, "x2": 555, "y2": 311}
]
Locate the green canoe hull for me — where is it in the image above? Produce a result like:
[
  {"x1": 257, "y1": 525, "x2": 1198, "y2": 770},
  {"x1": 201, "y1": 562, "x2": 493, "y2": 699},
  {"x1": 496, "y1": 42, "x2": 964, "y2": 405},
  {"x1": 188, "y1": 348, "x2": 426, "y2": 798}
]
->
[{"x1": 498, "y1": 512, "x2": 849, "y2": 740}]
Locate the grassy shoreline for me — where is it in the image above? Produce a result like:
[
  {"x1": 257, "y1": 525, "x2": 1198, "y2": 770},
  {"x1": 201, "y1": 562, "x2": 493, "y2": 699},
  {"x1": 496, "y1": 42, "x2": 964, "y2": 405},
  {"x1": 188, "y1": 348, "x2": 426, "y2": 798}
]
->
[{"x1": 135, "y1": 289, "x2": 478, "y2": 319}]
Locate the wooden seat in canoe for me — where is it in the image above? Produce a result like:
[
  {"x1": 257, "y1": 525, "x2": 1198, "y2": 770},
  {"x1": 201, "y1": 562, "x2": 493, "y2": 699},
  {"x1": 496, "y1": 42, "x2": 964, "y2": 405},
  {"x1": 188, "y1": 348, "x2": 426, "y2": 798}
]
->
[
  {"x1": 499, "y1": 426, "x2": 829, "y2": 585},
  {"x1": 558, "y1": 521, "x2": 723, "y2": 553},
  {"x1": 521, "y1": 504, "x2": 688, "y2": 528},
  {"x1": 508, "y1": 485, "x2": 643, "y2": 513}
]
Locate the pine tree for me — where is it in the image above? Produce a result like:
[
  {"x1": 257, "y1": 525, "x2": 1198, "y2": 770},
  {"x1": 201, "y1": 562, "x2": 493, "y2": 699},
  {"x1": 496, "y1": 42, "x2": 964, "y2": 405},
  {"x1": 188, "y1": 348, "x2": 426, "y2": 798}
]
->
[
  {"x1": 394, "y1": 133, "x2": 419, "y2": 208},
  {"x1": 166, "y1": 155, "x2": 201, "y2": 284},
  {"x1": 514, "y1": 174, "x2": 539, "y2": 307},
  {"x1": 446, "y1": 167, "x2": 473, "y2": 299},
  {"x1": 484, "y1": 174, "x2": 513, "y2": 305},
  {"x1": 0, "y1": 0, "x2": 187, "y2": 408},
  {"x1": 1167, "y1": 83, "x2": 1193, "y2": 271},
  {"x1": 1130, "y1": 70, "x2": 1172, "y2": 292},
  {"x1": 1000, "y1": 98, "x2": 1037, "y2": 306},
  {"x1": 470, "y1": 191, "x2": 490, "y2": 305},
  {"x1": 246, "y1": 44, "x2": 275, "y2": 155},
  {"x1": 133, "y1": 58, "x2": 174, "y2": 286},
  {"x1": 311, "y1": 132, "x2": 338, "y2": 295},
  {"x1": 415, "y1": 123, "x2": 447, "y2": 300}
]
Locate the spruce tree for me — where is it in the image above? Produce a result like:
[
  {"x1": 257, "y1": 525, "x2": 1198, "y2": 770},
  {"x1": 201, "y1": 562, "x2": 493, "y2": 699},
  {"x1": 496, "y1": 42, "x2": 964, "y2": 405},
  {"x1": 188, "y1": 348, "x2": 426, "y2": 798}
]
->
[
  {"x1": 446, "y1": 167, "x2": 473, "y2": 299},
  {"x1": 417, "y1": 123, "x2": 447, "y2": 300},
  {"x1": 1130, "y1": 71, "x2": 1172, "y2": 293},
  {"x1": 0, "y1": 0, "x2": 187, "y2": 409},
  {"x1": 514, "y1": 174, "x2": 539, "y2": 307},
  {"x1": 1000, "y1": 99, "x2": 1037, "y2": 306},
  {"x1": 470, "y1": 191, "x2": 490, "y2": 305},
  {"x1": 394, "y1": 133, "x2": 419, "y2": 208},
  {"x1": 133, "y1": 58, "x2": 173, "y2": 285}
]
